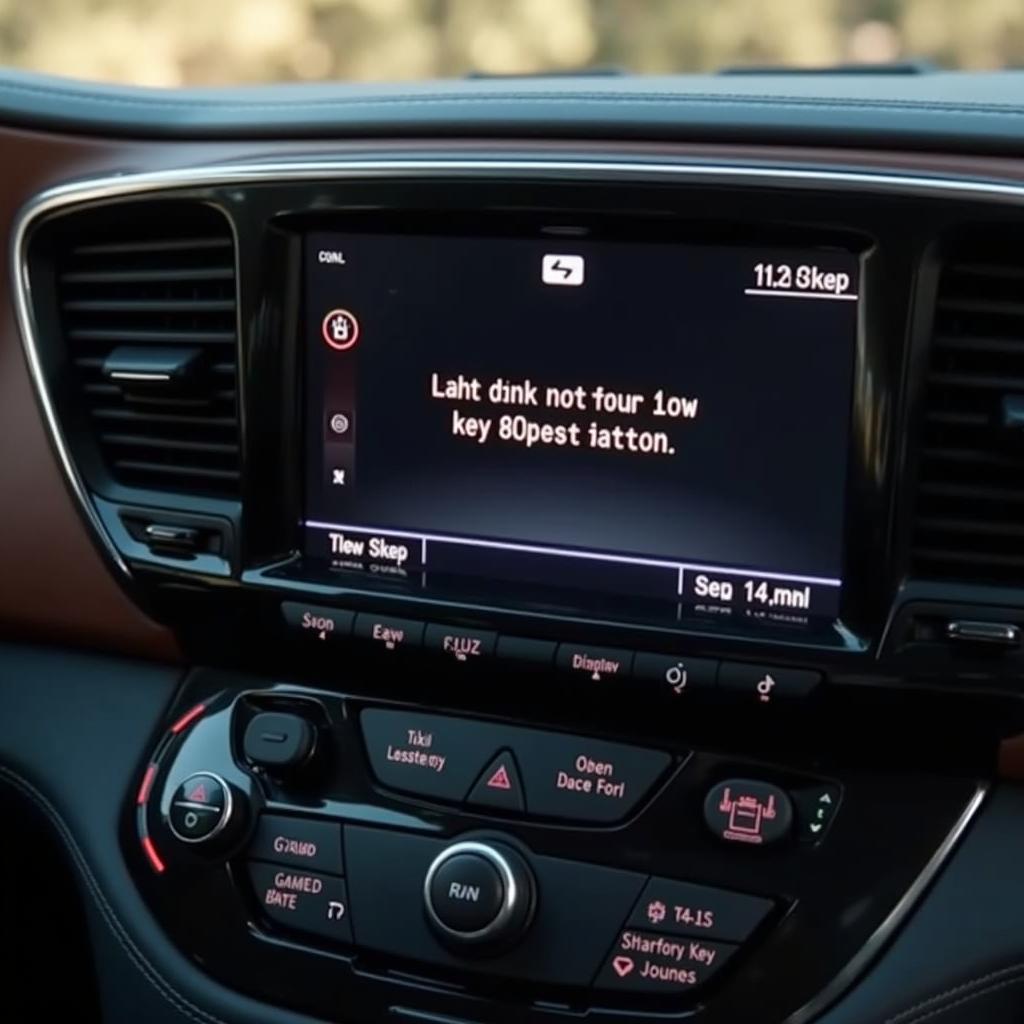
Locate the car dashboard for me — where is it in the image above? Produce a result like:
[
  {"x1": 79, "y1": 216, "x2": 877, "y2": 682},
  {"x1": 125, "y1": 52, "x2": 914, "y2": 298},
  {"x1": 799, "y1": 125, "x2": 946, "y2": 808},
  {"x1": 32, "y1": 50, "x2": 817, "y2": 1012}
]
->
[{"x1": 3, "y1": 67, "x2": 1024, "y2": 1024}]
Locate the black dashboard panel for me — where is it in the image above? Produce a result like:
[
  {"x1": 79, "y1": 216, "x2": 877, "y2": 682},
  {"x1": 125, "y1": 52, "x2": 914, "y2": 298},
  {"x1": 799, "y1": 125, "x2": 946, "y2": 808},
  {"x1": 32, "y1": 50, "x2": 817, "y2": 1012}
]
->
[{"x1": 6, "y1": 70, "x2": 1024, "y2": 1024}]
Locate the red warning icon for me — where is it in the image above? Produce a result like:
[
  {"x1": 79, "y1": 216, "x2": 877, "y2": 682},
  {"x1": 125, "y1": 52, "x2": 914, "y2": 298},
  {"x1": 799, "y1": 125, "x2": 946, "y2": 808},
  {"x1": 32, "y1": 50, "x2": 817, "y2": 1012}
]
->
[
  {"x1": 188, "y1": 782, "x2": 209, "y2": 803},
  {"x1": 486, "y1": 764, "x2": 512, "y2": 791}
]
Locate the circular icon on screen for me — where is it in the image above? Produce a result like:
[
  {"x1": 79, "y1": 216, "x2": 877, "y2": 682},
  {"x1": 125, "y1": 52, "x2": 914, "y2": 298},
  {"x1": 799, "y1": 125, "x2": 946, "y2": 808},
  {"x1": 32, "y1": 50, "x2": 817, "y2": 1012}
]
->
[
  {"x1": 329, "y1": 413, "x2": 351, "y2": 436},
  {"x1": 322, "y1": 309, "x2": 360, "y2": 351}
]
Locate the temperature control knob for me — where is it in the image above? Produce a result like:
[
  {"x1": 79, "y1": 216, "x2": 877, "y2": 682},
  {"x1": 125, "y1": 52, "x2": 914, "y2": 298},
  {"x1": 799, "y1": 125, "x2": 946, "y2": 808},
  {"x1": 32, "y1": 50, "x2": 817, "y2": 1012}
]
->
[{"x1": 423, "y1": 840, "x2": 535, "y2": 951}]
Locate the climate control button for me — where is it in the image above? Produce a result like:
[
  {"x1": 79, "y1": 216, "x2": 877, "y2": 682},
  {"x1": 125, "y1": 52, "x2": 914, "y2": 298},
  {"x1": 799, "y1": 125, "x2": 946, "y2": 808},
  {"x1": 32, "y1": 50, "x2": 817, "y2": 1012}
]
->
[
  {"x1": 627, "y1": 877, "x2": 773, "y2": 942},
  {"x1": 514, "y1": 734, "x2": 672, "y2": 823},
  {"x1": 249, "y1": 862, "x2": 352, "y2": 944},
  {"x1": 424, "y1": 841, "x2": 535, "y2": 949},
  {"x1": 249, "y1": 814, "x2": 344, "y2": 875},
  {"x1": 361, "y1": 710, "x2": 498, "y2": 802}
]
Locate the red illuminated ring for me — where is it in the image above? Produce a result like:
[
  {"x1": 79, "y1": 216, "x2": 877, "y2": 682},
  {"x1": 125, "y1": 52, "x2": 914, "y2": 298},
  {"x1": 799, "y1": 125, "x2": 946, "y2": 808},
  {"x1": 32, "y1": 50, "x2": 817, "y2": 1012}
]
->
[{"x1": 322, "y1": 309, "x2": 360, "y2": 351}]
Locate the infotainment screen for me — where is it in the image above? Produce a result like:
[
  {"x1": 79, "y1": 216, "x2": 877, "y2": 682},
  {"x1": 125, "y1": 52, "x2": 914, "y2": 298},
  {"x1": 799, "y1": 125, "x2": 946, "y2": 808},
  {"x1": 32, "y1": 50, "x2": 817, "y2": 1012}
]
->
[{"x1": 303, "y1": 230, "x2": 860, "y2": 623}]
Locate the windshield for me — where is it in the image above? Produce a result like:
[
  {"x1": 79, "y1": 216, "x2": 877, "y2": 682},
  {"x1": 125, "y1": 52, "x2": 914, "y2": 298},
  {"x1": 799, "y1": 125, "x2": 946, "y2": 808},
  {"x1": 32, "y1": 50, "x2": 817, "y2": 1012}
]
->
[{"x1": 0, "y1": 0, "x2": 1017, "y2": 86}]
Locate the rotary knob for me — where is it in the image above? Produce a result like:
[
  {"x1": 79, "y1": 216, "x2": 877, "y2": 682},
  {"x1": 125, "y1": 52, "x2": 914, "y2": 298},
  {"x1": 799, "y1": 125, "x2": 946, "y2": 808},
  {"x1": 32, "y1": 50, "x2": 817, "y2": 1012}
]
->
[
  {"x1": 167, "y1": 772, "x2": 239, "y2": 848},
  {"x1": 423, "y1": 840, "x2": 536, "y2": 951}
]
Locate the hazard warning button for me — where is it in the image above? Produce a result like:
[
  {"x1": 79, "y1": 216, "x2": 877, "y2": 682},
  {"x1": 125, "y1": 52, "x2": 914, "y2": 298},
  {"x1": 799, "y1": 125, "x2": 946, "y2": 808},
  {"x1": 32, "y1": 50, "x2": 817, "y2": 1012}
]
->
[
  {"x1": 466, "y1": 749, "x2": 525, "y2": 814},
  {"x1": 168, "y1": 772, "x2": 233, "y2": 845}
]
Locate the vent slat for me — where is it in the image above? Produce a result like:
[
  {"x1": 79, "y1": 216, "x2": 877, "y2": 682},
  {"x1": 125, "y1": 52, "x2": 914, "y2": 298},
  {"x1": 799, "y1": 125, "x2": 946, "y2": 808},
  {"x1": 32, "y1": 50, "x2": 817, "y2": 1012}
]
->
[
  {"x1": 55, "y1": 205, "x2": 240, "y2": 499},
  {"x1": 922, "y1": 446, "x2": 1024, "y2": 470},
  {"x1": 917, "y1": 517, "x2": 1024, "y2": 540},
  {"x1": 928, "y1": 371, "x2": 1024, "y2": 392},
  {"x1": 924, "y1": 410, "x2": 990, "y2": 427},
  {"x1": 59, "y1": 267, "x2": 234, "y2": 285},
  {"x1": 913, "y1": 547, "x2": 1024, "y2": 570},
  {"x1": 936, "y1": 296, "x2": 1024, "y2": 317},
  {"x1": 68, "y1": 328, "x2": 235, "y2": 345},
  {"x1": 946, "y1": 261, "x2": 1024, "y2": 281},
  {"x1": 72, "y1": 236, "x2": 231, "y2": 256},
  {"x1": 99, "y1": 432, "x2": 239, "y2": 456},
  {"x1": 113, "y1": 459, "x2": 240, "y2": 482},
  {"x1": 61, "y1": 298, "x2": 235, "y2": 314},
  {"x1": 91, "y1": 407, "x2": 236, "y2": 429},
  {"x1": 932, "y1": 334, "x2": 1024, "y2": 356},
  {"x1": 919, "y1": 481, "x2": 1024, "y2": 503},
  {"x1": 912, "y1": 234, "x2": 1024, "y2": 586}
]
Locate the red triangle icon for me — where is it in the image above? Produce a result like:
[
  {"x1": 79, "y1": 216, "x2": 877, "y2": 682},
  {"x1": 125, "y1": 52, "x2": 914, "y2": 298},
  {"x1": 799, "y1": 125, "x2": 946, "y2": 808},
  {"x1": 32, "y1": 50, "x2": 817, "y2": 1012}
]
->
[
  {"x1": 188, "y1": 782, "x2": 208, "y2": 803},
  {"x1": 486, "y1": 764, "x2": 512, "y2": 791}
]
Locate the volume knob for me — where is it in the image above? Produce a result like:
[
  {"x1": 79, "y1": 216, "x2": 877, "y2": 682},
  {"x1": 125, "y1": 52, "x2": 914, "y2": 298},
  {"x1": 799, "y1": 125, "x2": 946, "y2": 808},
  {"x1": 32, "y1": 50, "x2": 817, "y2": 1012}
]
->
[{"x1": 423, "y1": 840, "x2": 535, "y2": 951}]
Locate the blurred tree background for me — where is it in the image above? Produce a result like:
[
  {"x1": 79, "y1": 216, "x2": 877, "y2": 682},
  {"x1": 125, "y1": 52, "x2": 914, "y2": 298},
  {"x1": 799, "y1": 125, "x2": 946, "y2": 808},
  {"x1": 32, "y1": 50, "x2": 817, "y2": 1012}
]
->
[{"x1": 0, "y1": 0, "x2": 1022, "y2": 87}]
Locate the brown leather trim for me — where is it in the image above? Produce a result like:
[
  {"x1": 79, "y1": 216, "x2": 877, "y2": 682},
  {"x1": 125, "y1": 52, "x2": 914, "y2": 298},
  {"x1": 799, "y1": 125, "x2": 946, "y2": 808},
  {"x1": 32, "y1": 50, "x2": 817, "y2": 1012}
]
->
[{"x1": 4, "y1": 127, "x2": 1024, "y2": 663}]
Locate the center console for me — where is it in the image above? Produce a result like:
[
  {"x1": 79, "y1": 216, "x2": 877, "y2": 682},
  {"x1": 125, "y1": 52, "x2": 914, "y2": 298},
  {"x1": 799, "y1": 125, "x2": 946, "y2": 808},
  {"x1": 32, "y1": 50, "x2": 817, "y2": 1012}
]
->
[
  {"x1": 134, "y1": 676, "x2": 980, "y2": 1024},
  {"x1": 16, "y1": 150, "x2": 1024, "y2": 1023}
]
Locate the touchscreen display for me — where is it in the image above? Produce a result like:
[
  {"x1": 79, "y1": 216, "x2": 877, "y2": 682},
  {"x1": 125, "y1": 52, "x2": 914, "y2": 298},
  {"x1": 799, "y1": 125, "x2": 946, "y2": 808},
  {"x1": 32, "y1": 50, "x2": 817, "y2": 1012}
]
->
[{"x1": 303, "y1": 231, "x2": 859, "y2": 621}]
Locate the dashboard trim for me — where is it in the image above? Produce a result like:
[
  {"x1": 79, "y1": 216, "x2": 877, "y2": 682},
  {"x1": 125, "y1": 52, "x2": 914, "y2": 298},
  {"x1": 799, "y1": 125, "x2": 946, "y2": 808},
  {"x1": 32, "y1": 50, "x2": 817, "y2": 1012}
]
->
[
  {"x1": 15, "y1": 152, "x2": 1024, "y2": 589},
  {"x1": 787, "y1": 781, "x2": 987, "y2": 1024}
]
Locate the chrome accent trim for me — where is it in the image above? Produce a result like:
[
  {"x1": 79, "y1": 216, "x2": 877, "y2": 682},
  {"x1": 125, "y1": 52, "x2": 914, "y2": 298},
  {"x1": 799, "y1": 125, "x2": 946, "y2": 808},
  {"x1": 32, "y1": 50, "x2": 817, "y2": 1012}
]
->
[
  {"x1": 108, "y1": 371, "x2": 172, "y2": 382},
  {"x1": 948, "y1": 620, "x2": 1021, "y2": 646},
  {"x1": 13, "y1": 153, "x2": 1024, "y2": 583},
  {"x1": 786, "y1": 782, "x2": 988, "y2": 1024},
  {"x1": 423, "y1": 840, "x2": 523, "y2": 944}
]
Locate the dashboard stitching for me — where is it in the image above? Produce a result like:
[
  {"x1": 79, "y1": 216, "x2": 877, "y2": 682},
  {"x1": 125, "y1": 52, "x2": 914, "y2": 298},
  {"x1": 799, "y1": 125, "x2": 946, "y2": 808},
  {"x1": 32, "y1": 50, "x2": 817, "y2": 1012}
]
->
[
  {"x1": 7, "y1": 80, "x2": 1024, "y2": 116},
  {"x1": 0, "y1": 765, "x2": 239, "y2": 1024},
  {"x1": 887, "y1": 972, "x2": 1024, "y2": 1024},
  {"x1": 883, "y1": 963, "x2": 1024, "y2": 1024}
]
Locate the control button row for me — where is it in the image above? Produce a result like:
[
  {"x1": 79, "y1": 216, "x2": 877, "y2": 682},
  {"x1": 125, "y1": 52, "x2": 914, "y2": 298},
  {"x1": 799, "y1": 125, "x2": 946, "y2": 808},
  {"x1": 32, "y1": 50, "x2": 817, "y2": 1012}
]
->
[
  {"x1": 282, "y1": 602, "x2": 511, "y2": 662},
  {"x1": 281, "y1": 602, "x2": 822, "y2": 704},
  {"x1": 244, "y1": 822, "x2": 771, "y2": 999},
  {"x1": 361, "y1": 709, "x2": 673, "y2": 824}
]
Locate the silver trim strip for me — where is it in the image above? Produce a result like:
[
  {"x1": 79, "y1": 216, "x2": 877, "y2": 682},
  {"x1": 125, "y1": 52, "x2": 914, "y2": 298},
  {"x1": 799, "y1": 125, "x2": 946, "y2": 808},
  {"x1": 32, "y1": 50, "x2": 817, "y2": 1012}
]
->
[
  {"x1": 13, "y1": 152, "x2": 1024, "y2": 582},
  {"x1": 786, "y1": 782, "x2": 988, "y2": 1024}
]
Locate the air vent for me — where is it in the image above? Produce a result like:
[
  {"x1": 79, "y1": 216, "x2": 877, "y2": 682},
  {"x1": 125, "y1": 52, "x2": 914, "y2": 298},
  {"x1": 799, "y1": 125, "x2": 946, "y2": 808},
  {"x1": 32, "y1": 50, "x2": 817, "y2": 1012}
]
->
[
  {"x1": 912, "y1": 232, "x2": 1024, "y2": 585},
  {"x1": 54, "y1": 203, "x2": 240, "y2": 499}
]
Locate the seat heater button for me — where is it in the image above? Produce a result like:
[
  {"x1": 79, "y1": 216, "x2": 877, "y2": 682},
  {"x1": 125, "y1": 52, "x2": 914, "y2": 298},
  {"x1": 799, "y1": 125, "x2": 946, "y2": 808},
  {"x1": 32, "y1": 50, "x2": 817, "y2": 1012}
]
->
[
  {"x1": 515, "y1": 732, "x2": 672, "y2": 823},
  {"x1": 249, "y1": 863, "x2": 352, "y2": 944},
  {"x1": 628, "y1": 877, "x2": 773, "y2": 942},
  {"x1": 704, "y1": 780, "x2": 793, "y2": 847},
  {"x1": 249, "y1": 814, "x2": 344, "y2": 875},
  {"x1": 594, "y1": 929, "x2": 737, "y2": 993},
  {"x1": 361, "y1": 709, "x2": 501, "y2": 803}
]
